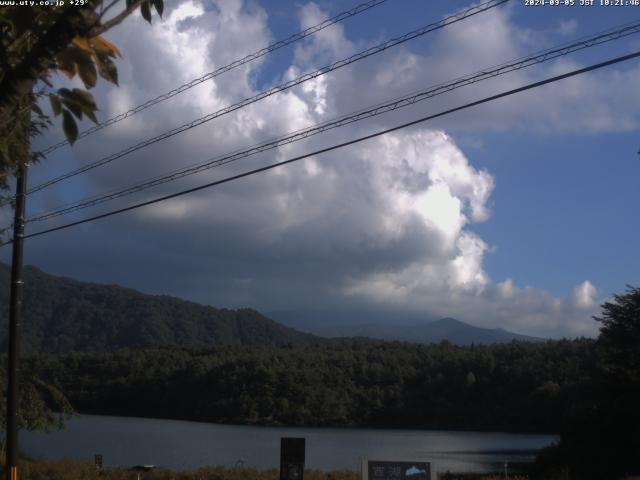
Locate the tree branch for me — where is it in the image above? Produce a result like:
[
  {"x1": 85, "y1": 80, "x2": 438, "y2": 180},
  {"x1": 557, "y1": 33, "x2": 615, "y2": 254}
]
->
[
  {"x1": 88, "y1": 0, "x2": 145, "y2": 37},
  {"x1": 98, "y1": 0, "x2": 121, "y2": 21}
]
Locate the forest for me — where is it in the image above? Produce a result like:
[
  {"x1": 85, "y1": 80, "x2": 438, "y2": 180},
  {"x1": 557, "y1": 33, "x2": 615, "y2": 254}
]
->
[{"x1": 22, "y1": 339, "x2": 594, "y2": 432}]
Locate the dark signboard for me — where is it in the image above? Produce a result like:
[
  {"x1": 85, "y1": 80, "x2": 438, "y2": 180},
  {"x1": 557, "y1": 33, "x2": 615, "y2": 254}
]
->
[
  {"x1": 366, "y1": 460, "x2": 432, "y2": 480},
  {"x1": 94, "y1": 454, "x2": 103, "y2": 469},
  {"x1": 280, "y1": 437, "x2": 305, "y2": 480}
]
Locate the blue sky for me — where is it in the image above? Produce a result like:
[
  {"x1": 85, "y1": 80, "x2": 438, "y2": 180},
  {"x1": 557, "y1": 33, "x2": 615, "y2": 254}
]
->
[
  {"x1": 2, "y1": 0, "x2": 639, "y2": 337},
  {"x1": 471, "y1": 129, "x2": 640, "y2": 298}
]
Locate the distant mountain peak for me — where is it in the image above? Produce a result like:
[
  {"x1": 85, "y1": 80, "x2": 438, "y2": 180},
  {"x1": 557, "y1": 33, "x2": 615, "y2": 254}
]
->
[
  {"x1": 272, "y1": 312, "x2": 544, "y2": 345},
  {"x1": 430, "y1": 317, "x2": 466, "y2": 327}
]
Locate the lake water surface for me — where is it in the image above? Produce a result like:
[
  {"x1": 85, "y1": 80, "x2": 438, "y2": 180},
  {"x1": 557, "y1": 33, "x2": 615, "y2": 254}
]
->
[{"x1": 21, "y1": 415, "x2": 558, "y2": 474}]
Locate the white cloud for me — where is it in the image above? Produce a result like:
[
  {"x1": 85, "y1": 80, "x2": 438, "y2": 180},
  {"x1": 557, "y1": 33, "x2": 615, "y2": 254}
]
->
[
  {"x1": 18, "y1": 0, "x2": 621, "y2": 339},
  {"x1": 557, "y1": 19, "x2": 578, "y2": 37},
  {"x1": 496, "y1": 278, "x2": 516, "y2": 299},
  {"x1": 324, "y1": 4, "x2": 640, "y2": 135},
  {"x1": 572, "y1": 280, "x2": 597, "y2": 309},
  {"x1": 293, "y1": 2, "x2": 355, "y2": 68}
]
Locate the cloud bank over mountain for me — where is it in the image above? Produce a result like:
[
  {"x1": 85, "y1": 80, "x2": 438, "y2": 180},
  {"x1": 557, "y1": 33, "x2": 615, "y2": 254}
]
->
[{"x1": 12, "y1": 0, "x2": 636, "y2": 337}]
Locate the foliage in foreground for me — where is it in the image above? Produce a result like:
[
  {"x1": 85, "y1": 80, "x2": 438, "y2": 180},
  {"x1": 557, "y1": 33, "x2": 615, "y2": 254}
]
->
[
  {"x1": 0, "y1": 0, "x2": 163, "y2": 240},
  {"x1": 13, "y1": 458, "x2": 640, "y2": 480},
  {"x1": 535, "y1": 286, "x2": 640, "y2": 480},
  {"x1": 13, "y1": 459, "x2": 533, "y2": 480},
  {"x1": 17, "y1": 459, "x2": 357, "y2": 480},
  {"x1": 0, "y1": 365, "x2": 73, "y2": 432}
]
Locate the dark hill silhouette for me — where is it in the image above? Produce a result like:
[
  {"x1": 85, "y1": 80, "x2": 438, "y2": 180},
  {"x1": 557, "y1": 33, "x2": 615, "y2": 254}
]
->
[{"x1": 0, "y1": 263, "x2": 321, "y2": 353}]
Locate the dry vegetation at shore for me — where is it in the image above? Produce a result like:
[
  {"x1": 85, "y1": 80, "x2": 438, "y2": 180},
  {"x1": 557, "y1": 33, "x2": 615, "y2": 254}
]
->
[
  {"x1": 15, "y1": 458, "x2": 640, "y2": 480},
  {"x1": 19, "y1": 459, "x2": 354, "y2": 480},
  {"x1": 17, "y1": 459, "x2": 529, "y2": 480}
]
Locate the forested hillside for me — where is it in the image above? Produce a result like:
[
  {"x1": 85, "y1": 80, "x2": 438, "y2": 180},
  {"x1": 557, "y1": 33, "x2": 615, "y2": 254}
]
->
[
  {"x1": 24, "y1": 339, "x2": 595, "y2": 433},
  {"x1": 0, "y1": 263, "x2": 321, "y2": 352}
]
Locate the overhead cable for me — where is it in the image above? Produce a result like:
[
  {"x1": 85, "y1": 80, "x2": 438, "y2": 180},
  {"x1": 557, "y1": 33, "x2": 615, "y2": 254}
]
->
[
  {"x1": 38, "y1": 0, "x2": 391, "y2": 155},
  {"x1": 4, "y1": 49, "x2": 637, "y2": 246},
  {"x1": 25, "y1": 20, "x2": 640, "y2": 223},
  {"x1": 24, "y1": 0, "x2": 509, "y2": 197}
]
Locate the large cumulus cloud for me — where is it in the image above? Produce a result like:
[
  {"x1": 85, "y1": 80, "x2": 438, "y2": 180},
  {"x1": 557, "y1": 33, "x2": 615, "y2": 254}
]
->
[{"x1": 6, "y1": 0, "x2": 629, "y2": 338}]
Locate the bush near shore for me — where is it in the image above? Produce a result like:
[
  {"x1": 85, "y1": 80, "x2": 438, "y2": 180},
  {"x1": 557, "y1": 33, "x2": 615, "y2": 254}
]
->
[
  {"x1": 18, "y1": 459, "x2": 356, "y2": 480},
  {"x1": 14, "y1": 458, "x2": 640, "y2": 480},
  {"x1": 15, "y1": 458, "x2": 531, "y2": 480}
]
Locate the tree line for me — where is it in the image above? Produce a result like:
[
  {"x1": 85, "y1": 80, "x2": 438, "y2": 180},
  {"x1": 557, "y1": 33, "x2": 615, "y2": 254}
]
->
[{"x1": 22, "y1": 339, "x2": 593, "y2": 432}]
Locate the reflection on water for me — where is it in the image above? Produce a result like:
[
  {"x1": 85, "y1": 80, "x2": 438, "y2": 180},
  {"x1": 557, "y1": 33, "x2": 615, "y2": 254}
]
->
[{"x1": 21, "y1": 415, "x2": 558, "y2": 474}]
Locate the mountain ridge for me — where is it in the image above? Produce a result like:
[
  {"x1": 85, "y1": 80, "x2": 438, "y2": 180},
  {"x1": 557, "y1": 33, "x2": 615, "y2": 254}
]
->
[
  {"x1": 270, "y1": 312, "x2": 543, "y2": 345},
  {"x1": 0, "y1": 262, "x2": 322, "y2": 353},
  {"x1": 0, "y1": 262, "x2": 542, "y2": 352}
]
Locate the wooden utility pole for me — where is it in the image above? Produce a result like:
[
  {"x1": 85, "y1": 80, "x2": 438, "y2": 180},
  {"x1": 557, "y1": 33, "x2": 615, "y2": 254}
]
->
[{"x1": 5, "y1": 163, "x2": 27, "y2": 480}]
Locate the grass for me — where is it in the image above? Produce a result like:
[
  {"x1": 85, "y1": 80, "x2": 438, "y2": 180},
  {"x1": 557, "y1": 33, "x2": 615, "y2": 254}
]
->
[
  {"x1": 15, "y1": 459, "x2": 532, "y2": 480},
  {"x1": 18, "y1": 459, "x2": 359, "y2": 480},
  {"x1": 12, "y1": 454, "x2": 640, "y2": 480}
]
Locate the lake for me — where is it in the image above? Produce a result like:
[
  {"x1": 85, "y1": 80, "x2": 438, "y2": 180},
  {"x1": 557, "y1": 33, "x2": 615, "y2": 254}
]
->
[{"x1": 21, "y1": 415, "x2": 558, "y2": 474}]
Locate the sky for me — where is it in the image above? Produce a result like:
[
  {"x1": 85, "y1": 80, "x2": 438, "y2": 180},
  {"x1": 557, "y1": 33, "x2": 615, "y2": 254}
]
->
[{"x1": 1, "y1": 0, "x2": 639, "y2": 338}]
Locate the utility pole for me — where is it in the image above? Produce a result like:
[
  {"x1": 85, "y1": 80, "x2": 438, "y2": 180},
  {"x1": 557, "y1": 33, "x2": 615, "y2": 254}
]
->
[{"x1": 5, "y1": 162, "x2": 27, "y2": 480}]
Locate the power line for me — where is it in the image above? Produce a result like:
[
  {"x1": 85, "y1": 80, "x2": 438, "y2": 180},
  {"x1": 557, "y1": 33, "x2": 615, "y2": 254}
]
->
[
  {"x1": 25, "y1": 20, "x2": 640, "y2": 224},
  {"x1": 23, "y1": 0, "x2": 509, "y2": 198},
  {"x1": 4, "y1": 49, "x2": 638, "y2": 246},
  {"x1": 38, "y1": 0, "x2": 391, "y2": 155}
]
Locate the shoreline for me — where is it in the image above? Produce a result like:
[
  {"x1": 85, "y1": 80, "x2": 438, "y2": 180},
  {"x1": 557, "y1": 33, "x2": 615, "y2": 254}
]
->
[{"x1": 61, "y1": 411, "x2": 560, "y2": 436}]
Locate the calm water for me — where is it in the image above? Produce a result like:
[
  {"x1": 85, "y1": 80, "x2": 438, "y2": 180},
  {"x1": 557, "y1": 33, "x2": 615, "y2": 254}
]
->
[{"x1": 21, "y1": 415, "x2": 558, "y2": 474}]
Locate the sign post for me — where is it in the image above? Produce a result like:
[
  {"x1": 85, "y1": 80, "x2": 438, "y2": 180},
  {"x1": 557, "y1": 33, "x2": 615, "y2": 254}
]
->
[
  {"x1": 362, "y1": 459, "x2": 433, "y2": 480},
  {"x1": 280, "y1": 437, "x2": 305, "y2": 480}
]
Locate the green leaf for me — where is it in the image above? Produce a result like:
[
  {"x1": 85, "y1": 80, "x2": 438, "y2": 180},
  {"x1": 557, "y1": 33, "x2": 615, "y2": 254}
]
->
[
  {"x1": 61, "y1": 98, "x2": 83, "y2": 120},
  {"x1": 49, "y1": 94, "x2": 62, "y2": 116},
  {"x1": 141, "y1": 1, "x2": 152, "y2": 23},
  {"x1": 61, "y1": 89, "x2": 99, "y2": 124},
  {"x1": 62, "y1": 109, "x2": 78, "y2": 145},
  {"x1": 77, "y1": 60, "x2": 97, "y2": 89},
  {"x1": 70, "y1": 89, "x2": 97, "y2": 109},
  {"x1": 57, "y1": 88, "x2": 72, "y2": 98},
  {"x1": 56, "y1": 45, "x2": 95, "y2": 85},
  {"x1": 151, "y1": 0, "x2": 163, "y2": 17},
  {"x1": 84, "y1": 109, "x2": 99, "y2": 125},
  {"x1": 55, "y1": 48, "x2": 77, "y2": 79},
  {"x1": 97, "y1": 56, "x2": 118, "y2": 86}
]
